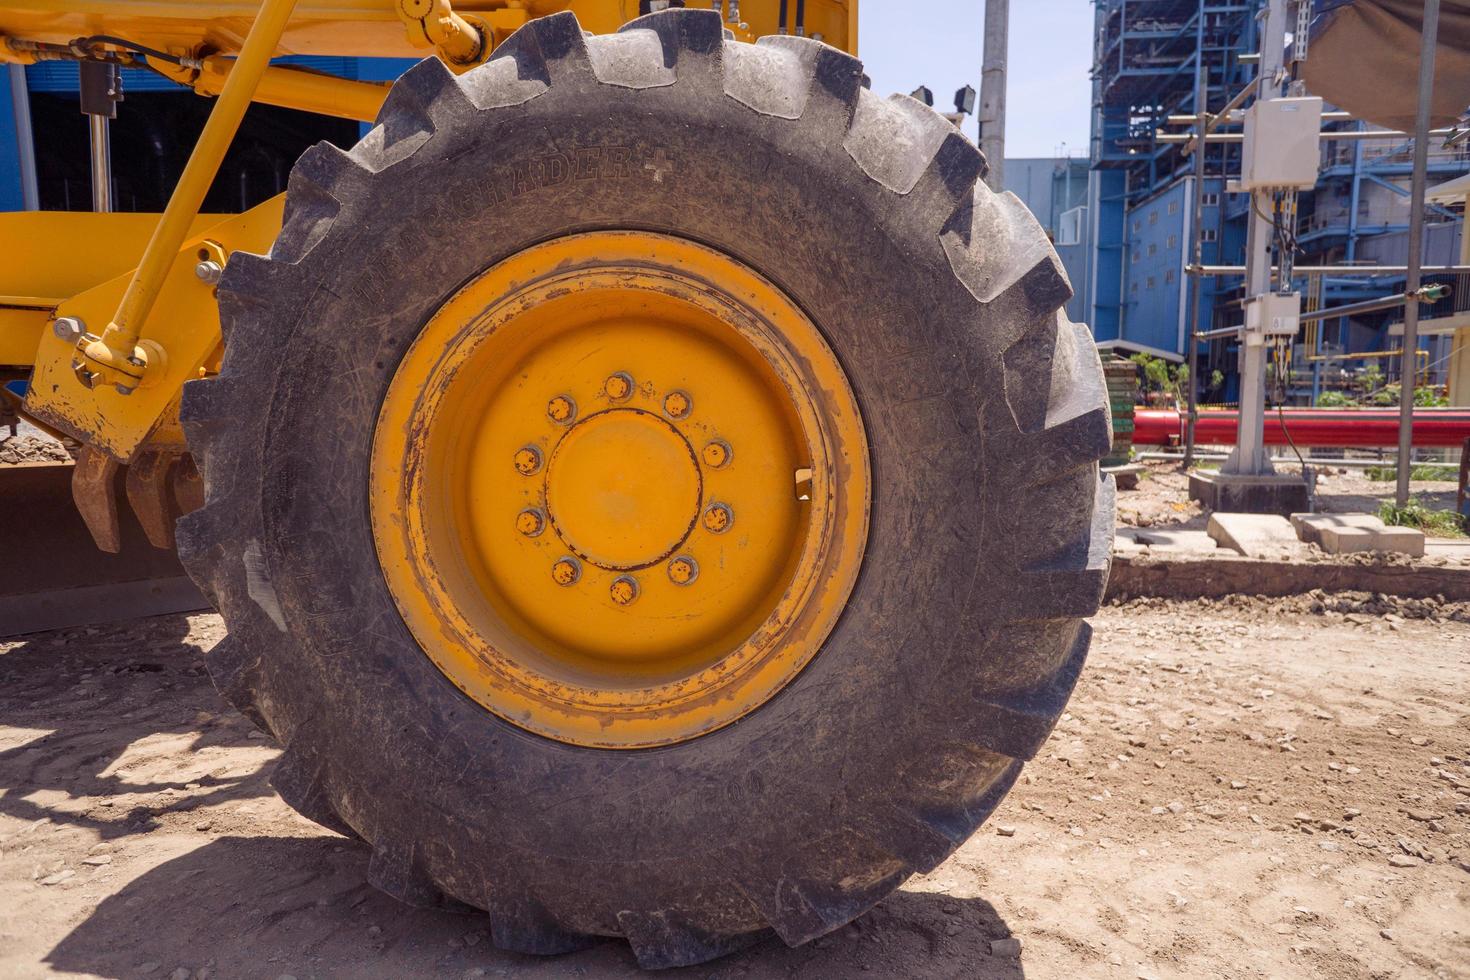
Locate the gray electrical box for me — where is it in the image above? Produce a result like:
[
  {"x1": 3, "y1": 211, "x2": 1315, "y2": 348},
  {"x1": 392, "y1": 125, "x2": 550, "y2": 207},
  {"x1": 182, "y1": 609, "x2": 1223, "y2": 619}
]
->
[
  {"x1": 1240, "y1": 96, "x2": 1322, "y2": 190},
  {"x1": 1244, "y1": 292, "x2": 1302, "y2": 337}
]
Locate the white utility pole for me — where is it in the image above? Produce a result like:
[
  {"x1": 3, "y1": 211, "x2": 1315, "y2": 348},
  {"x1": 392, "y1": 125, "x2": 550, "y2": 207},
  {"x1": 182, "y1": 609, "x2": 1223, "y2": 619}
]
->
[
  {"x1": 1222, "y1": 0, "x2": 1290, "y2": 477},
  {"x1": 979, "y1": 0, "x2": 1008, "y2": 190},
  {"x1": 1394, "y1": 0, "x2": 1440, "y2": 507},
  {"x1": 1188, "y1": 0, "x2": 1316, "y2": 514}
]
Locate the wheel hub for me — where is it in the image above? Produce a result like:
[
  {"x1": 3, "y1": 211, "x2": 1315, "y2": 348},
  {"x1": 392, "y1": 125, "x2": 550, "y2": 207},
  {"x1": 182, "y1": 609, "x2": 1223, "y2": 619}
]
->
[
  {"x1": 545, "y1": 408, "x2": 701, "y2": 571},
  {"x1": 370, "y1": 232, "x2": 869, "y2": 748}
]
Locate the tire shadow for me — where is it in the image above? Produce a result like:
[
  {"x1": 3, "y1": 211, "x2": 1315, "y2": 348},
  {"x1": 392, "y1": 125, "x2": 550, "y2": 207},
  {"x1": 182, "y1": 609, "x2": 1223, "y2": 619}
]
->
[
  {"x1": 45, "y1": 834, "x2": 1026, "y2": 979},
  {"x1": 0, "y1": 612, "x2": 275, "y2": 839}
]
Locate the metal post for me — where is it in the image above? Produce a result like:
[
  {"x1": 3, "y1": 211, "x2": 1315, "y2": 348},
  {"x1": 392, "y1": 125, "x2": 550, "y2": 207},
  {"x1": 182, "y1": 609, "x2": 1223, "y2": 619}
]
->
[
  {"x1": 88, "y1": 115, "x2": 112, "y2": 213},
  {"x1": 1396, "y1": 0, "x2": 1441, "y2": 507},
  {"x1": 1184, "y1": 67, "x2": 1208, "y2": 468},
  {"x1": 979, "y1": 0, "x2": 1008, "y2": 190},
  {"x1": 7, "y1": 65, "x2": 39, "y2": 210},
  {"x1": 1223, "y1": 0, "x2": 1289, "y2": 477},
  {"x1": 78, "y1": 60, "x2": 120, "y2": 214}
]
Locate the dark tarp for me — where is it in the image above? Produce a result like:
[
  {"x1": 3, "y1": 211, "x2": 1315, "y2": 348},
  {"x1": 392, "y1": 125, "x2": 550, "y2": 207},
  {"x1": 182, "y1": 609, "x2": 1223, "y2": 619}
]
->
[{"x1": 1304, "y1": 0, "x2": 1470, "y2": 129}]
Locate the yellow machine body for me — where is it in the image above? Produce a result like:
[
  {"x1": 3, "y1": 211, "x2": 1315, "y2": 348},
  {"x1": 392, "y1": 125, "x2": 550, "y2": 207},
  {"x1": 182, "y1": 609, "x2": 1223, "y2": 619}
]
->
[{"x1": 0, "y1": 0, "x2": 857, "y2": 462}]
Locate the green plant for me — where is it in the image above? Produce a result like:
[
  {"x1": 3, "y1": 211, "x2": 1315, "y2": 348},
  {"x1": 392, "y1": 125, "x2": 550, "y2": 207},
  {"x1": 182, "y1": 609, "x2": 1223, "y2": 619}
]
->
[
  {"x1": 1365, "y1": 464, "x2": 1459, "y2": 482},
  {"x1": 1370, "y1": 383, "x2": 1399, "y2": 407},
  {"x1": 1360, "y1": 365, "x2": 1385, "y2": 399},
  {"x1": 1378, "y1": 497, "x2": 1467, "y2": 537},
  {"x1": 1129, "y1": 352, "x2": 1188, "y2": 405},
  {"x1": 1415, "y1": 386, "x2": 1449, "y2": 407},
  {"x1": 1316, "y1": 390, "x2": 1356, "y2": 407},
  {"x1": 1365, "y1": 382, "x2": 1447, "y2": 408}
]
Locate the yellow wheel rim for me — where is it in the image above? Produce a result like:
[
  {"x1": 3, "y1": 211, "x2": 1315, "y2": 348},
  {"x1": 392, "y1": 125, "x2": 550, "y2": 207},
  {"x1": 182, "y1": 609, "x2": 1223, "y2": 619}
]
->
[{"x1": 370, "y1": 232, "x2": 869, "y2": 748}]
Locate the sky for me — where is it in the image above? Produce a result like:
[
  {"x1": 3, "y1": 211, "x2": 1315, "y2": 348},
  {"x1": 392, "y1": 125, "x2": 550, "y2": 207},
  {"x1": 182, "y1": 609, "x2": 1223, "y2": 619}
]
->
[{"x1": 857, "y1": 0, "x2": 1094, "y2": 160}]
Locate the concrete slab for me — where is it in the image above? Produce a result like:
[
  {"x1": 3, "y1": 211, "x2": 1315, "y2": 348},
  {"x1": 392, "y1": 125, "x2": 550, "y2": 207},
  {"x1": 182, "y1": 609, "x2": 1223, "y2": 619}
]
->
[
  {"x1": 1426, "y1": 539, "x2": 1470, "y2": 563},
  {"x1": 1376, "y1": 526, "x2": 1427, "y2": 558},
  {"x1": 1207, "y1": 513, "x2": 1302, "y2": 558},
  {"x1": 1291, "y1": 512, "x2": 1385, "y2": 545},
  {"x1": 1103, "y1": 463, "x2": 1145, "y2": 491},
  {"x1": 1318, "y1": 525, "x2": 1377, "y2": 554},
  {"x1": 1112, "y1": 534, "x2": 1146, "y2": 555},
  {"x1": 1296, "y1": 512, "x2": 1426, "y2": 556},
  {"x1": 1133, "y1": 528, "x2": 1219, "y2": 553}
]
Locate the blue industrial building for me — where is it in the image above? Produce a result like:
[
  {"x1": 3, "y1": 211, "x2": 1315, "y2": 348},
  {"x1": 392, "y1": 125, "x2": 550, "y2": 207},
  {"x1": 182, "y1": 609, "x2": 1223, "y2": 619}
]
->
[
  {"x1": 1085, "y1": 0, "x2": 1262, "y2": 367},
  {"x1": 1065, "y1": 0, "x2": 1470, "y2": 401}
]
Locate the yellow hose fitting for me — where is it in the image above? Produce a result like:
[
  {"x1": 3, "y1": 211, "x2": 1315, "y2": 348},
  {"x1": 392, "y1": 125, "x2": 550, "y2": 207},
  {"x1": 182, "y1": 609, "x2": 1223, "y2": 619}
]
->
[{"x1": 397, "y1": 0, "x2": 487, "y2": 66}]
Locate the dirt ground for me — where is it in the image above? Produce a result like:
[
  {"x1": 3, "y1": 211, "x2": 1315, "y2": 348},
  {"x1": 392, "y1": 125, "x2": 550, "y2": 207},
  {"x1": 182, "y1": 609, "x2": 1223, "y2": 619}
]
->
[
  {"x1": 1117, "y1": 459, "x2": 1463, "y2": 537},
  {"x1": 2, "y1": 598, "x2": 1468, "y2": 980}
]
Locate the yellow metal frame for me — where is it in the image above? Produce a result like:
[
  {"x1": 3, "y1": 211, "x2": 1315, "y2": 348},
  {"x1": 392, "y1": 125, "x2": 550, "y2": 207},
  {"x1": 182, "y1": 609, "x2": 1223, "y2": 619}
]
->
[
  {"x1": 0, "y1": 211, "x2": 229, "y2": 366},
  {"x1": 0, "y1": 2, "x2": 856, "y2": 63},
  {"x1": 4, "y1": 0, "x2": 857, "y2": 464},
  {"x1": 25, "y1": 197, "x2": 286, "y2": 455},
  {"x1": 370, "y1": 232, "x2": 870, "y2": 748},
  {"x1": 70, "y1": 0, "x2": 302, "y2": 395}
]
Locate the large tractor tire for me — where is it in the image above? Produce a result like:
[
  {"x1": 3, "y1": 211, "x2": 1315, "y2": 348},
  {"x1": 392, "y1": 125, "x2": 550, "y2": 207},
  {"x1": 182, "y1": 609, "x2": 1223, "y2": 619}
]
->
[{"x1": 178, "y1": 9, "x2": 1113, "y2": 970}]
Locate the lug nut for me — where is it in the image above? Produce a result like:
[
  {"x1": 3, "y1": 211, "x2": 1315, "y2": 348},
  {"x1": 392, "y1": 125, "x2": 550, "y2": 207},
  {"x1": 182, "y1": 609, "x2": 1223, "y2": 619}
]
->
[
  {"x1": 667, "y1": 555, "x2": 699, "y2": 585},
  {"x1": 702, "y1": 503, "x2": 733, "y2": 534},
  {"x1": 551, "y1": 556, "x2": 582, "y2": 586},
  {"x1": 701, "y1": 440, "x2": 731, "y2": 468},
  {"x1": 610, "y1": 575, "x2": 640, "y2": 606},
  {"x1": 513, "y1": 445, "x2": 543, "y2": 476},
  {"x1": 604, "y1": 372, "x2": 633, "y2": 401},
  {"x1": 547, "y1": 394, "x2": 577, "y2": 424},
  {"x1": 195, "y1": 259, "x2": 224, "y2": 285},
  {"x1": 662, "y1": 390, "x2": 692, "y2": 420},
  {"x1": 516, "y1": 508, "x2": 545, "y2": 537},
  {"x1": 52, "y1": 316, "x2": 85, "y2": 342}
]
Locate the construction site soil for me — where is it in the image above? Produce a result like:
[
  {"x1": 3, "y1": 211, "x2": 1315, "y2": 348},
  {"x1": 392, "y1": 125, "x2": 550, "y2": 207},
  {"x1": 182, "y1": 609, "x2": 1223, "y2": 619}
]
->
[{"x1": 2, "y1": 598, "x2": 1467, "y2": 979}]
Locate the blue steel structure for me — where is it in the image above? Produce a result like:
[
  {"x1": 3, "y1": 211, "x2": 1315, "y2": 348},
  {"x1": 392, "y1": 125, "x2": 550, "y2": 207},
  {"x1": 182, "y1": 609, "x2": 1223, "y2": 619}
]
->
[
  {"x1": 1089, "y1": 0, "x2": 1260, "y2": 363},
  {"x1": 1088, "y1": 0, "x2": 1468, "y2": 398},
  {"x1": 1, "y1": 67, "x2": 35, "y2": 211},
  {"x1": 1298, "y1": 121, "x2": 1469, "y2": 398}
]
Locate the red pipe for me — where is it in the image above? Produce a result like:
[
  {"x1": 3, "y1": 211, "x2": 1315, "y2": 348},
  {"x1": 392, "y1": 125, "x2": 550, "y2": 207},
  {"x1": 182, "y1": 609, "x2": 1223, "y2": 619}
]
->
[{"x1": 1132, "y1": 408, "x2": 1470, "y2": 448}]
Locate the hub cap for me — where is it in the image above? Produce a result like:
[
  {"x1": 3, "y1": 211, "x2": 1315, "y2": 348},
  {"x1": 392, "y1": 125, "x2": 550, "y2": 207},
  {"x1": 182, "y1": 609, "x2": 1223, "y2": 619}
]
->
[
  {"x1": 545, "y1": 409, "x2": 701, "y2": 570},
  {"x1": 370, "y1": 232, "x2": 869, "y2": 748}
]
